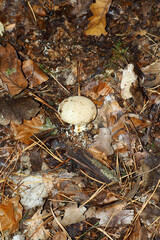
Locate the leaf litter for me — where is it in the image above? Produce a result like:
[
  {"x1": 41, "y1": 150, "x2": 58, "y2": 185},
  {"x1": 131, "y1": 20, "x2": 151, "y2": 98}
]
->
[{"x1": 0, "y1": 0, "x2": 160, "y2": 239}]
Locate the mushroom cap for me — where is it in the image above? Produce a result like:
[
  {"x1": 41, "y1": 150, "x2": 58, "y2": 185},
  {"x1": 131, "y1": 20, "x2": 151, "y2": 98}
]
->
[{"x1": 58, "y1": 96, "x2": 97, "y2": 125}]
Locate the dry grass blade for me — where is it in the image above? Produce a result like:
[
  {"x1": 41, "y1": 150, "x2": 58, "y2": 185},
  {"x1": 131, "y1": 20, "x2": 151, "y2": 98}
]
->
[
  {"x1": 27, "y1": 1, "x2": 37, "y2": 22},
  {"x1": 124, "y1": 180, "x2": 160, "y2": 240},
  {"x1": 31, "y1": 134, "x2": 64, "y2": 163},
  {"x1": 50, "y1": 73, "x2": 70, "y2": 94},
  {"x1": 80, "y1": 182, "x2": 107, "y2": 207},
  {"x1": 84, "y1": 221, "x2": 114, "y2": 240},
  {"x1": 25, "y1": 90, "x2": 63, "y2": 123},
  {"x1": 50, "y1": 208, "x2": 71, "y2": 240}
]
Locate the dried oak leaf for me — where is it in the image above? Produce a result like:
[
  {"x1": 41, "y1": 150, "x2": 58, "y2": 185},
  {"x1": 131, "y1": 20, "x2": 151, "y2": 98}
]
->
[
  {"x1": 0, "y1": 196, "x2": 23, "y2": 235},
  {"x1": 0, "y1": 97, "x2": 41, "y2": 125},
  {"x1": 84, "y1": 0, "x2": 112, "y2": 36},
  {"x1": 10, "y1": 112, "x2": 44, "y2": 144},
  {"x1": 0, "y1": 44, "x2": 28, "y2": 95},
  {"x1": 22, "y1": 59, "x2": 49, "y2": 88}
]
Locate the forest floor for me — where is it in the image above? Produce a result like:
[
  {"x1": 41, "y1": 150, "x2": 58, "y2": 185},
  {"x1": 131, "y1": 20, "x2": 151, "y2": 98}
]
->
[{"x1": 0, "y1": 0, "x2": 160, "y2": 239}]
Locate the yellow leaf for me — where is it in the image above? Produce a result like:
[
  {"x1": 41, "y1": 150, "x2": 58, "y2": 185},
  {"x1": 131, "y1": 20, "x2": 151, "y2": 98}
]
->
[{"x1": 85, "y1": 0, "x2": 112, "y2": 36}]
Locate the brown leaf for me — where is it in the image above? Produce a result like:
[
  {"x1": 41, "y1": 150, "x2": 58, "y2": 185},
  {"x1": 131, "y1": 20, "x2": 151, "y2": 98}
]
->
[
  {"x1": 52, "y1": 203, "x2": 86, "y2": 229},
  {"x1": 22, "y1": 59, "x2": 49, "y2": 88},
  {"x1": 92, "y1": 128, "x2": 114, "y2": 156},
  {"x1": 0, "y1": 196, "x2": 23, "y2": 235},
  {"x1": 25, "y1": 209, "x2": 50, "y2": 240},
  {"x1": 53, "y1": 231, "x2": 67, "y2": 240},
  {"x1": 84, "y1": 0, "x2": 112, "y2": 36},
  {"x1": 0, "y1": 97, "x2": 41, "y2": 125},
  {"x1": 86, "y1": 81, "x2": 114, "y2": 100},
  {"x1": 128, "y1": 218, "x2": 142, "y2": 240},
  {"x1": 95, "y1": 202, "x2": 134, "y2": 226},
  {"x1": 10, "y1": 112, "x2": 44, "y2": 144},
  {"x1": 33, "y1": 5, "x2": 47, "y2": 16},
  {"x1": 71, "y1": 0, "x2": 92, "y2": 17},
  {"x1": 0, "y1": 44, "x2": 28, "y2": 95},
  {"x1": 142, "y1": 61, "x2": 160, "y2": 88}
]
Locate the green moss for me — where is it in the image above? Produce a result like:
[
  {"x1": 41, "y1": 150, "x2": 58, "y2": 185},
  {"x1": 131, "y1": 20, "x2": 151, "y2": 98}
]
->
[
  {"x1": 106, "y1": 40, "x2": 129, "y2": 69},
  {"x1": 6, "y1": 67, "x2": 16, "y2": 76}
]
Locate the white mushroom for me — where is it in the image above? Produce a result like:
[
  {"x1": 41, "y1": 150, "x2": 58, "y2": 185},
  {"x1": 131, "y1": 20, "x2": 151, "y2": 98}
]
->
[{"x1": 58, "y1": 96, "x2": 97, "y2": 131}]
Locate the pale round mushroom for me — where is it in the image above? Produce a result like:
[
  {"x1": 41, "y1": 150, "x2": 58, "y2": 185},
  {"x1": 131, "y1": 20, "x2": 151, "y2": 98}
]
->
[{"x1": 58, "y1": 96, "x2": 97, "y2": 126}]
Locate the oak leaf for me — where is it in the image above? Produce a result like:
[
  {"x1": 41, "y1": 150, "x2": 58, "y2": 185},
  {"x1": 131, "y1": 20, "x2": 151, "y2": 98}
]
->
[
  {"x1": 0, "y1": 196, "x2": 23, "y2": 235},
  {"x1": 0, "y1": 44, "x2": 28, "y2": 95},
  {"x1": 10, "y1": 113, "x2": 44, "y2": 144},
  {"x1": 84, "y1": 0, "x2": 112, "y2": 36}
]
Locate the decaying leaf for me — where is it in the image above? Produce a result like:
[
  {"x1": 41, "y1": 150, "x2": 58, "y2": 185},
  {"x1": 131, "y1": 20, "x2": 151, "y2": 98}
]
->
[
  {"x1": 142, "y1": 61, "x2": 160, "y2": 88},
  {"x1": 121, "y1": 64, "x2": 137, "y2": 100},
  {"x1": 52, "y1": 203, "x2": 86, "y2": 229},
  {"x1": 92, "y1": 128, "x2": 114, "y2": 156},
  {"x1": 84, "y1": 0, "x2": 112, "y2": 36},
  {"x1": 95, "y1": 202, "x2": 134, "y2": 227},
  {"x1": 85, "y1": 81, "x2": 114, "y2": 100},
  {"x1": 26, "y1": 209, "x2": 50, "y2": 240},
  {"x1": 53, "y1": 231, "x2": 67, "y2": 240},
  {"x1": 0, "y1": 196, "x2": 23, "y2": 235},
  {"x1": 71, "y1": 0, "x2": 92, "y2": 17},
  {"x1": 0, "y1": 97, "x2": 41, "y2": 125},
  {"x1": 22, "y1": 59, "x2": 49, "y2": 88},
  {"x1": 0, "y1": 44, "x2": 28, "y2": 95},
  {"x1": 111, "y1": 113, "x2": 150, "y2": 139},
  {"x1": 13, "y1": 174, "x2": 50, "y2": 210},
  {"x1": 10, "y1": 112, "x2": 44, "y2": 144}
]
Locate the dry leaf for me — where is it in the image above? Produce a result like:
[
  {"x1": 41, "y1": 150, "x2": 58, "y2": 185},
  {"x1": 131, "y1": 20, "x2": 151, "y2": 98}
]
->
[
  {"x1": 128, "y1": 218, "x2": 142, "y2": 240},
  {"x1": 5, "y1": 23, "x2": 16, "y2": 32},
  {"x1": 52, "y1": 203, "x2": 86, "y2": 229},
  {"x1": 85, "y1": 81, "x2": 114, "y2": 100},
  {"x1": 22, "y1": 59, "x2": 49, "y2": 88},
  {"x1": 0, "y1": 196, "x2": 23, "y2": 235},
  {"x1": 142, "y1": 61, "x2": 160, "y2": 88},
  {"x1": 0, "y1": 97, "x2": 41, "y2": 125},
  {"x1": 53, "y1": 231, "x2": 67, "y2": 240},
  {"x1": 32, "y1": 5, "x2": 47, "y2": 16},
  {"x1": 98, "y1": 94, "x2": 123, "y2": 127},
  {"x1": 84, "y1": 0, "x2": 112, "y2": 36},
  {"x1": 0, "y1": 44, "x2": 28, "y2": 95},
  {"x1": 10, "y1": 112, "x2": 44, "y2": 144},
  {"x1": 92, "y1": 128, "x2": 114, "y2": 156},
  {"x1": 26, "y1": 209, "x2": 50, "y2": 240},
  {"x1": 121, "y1": 64, "x2": 137, "y2": 100},
  {"x1": 95, "y1": 202, "x2": 134, "y2": 226},
  {"x1": 111, "y1": 113, "x2": 149, "y2": 139},
  {"x1": 71, "y1": 0, "x2": 92, "y2": 17},
  {"x1": 88, "y1": 146, "x2": 108, "y2": 161},
  {"x1": 14, "y1": 174, "x2": 50, "y2": 209}
]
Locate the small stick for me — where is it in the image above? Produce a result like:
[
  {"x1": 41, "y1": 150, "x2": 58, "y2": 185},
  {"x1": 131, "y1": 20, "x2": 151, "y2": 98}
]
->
[
  {"x1": 50, "y1": 73, "x2": 70, "y2": 94},
  {"x1": 27, "y1": 1, "x2": 37, "y2": 22},
  {"x1": 77, "y1": 61, "x2": 82, "y2": 96}
]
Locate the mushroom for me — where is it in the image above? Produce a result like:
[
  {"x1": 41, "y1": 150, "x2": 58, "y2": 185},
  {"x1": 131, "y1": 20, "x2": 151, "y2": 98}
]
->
[{"x1": 58, "y1": 96, "x2": 97, "y2": 132}]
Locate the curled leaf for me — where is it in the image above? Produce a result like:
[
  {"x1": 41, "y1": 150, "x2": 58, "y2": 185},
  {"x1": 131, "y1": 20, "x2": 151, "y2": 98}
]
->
[
  {"x1": 84, "y1": 0, "x2": 112, "y2": 36},
  {"x1": 0, "y1": 44, "x2": 28, "y2": 95},
  {"x1": 0, "y1": 196, "x2": 23, "y2": 235}
]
